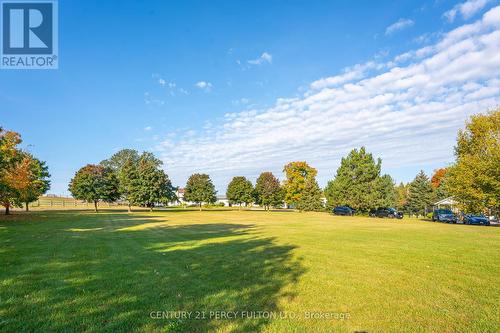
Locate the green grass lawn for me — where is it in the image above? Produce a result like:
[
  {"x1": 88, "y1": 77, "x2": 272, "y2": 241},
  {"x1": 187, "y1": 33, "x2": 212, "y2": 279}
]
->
[{"x1": 0, "y1": 210, "x2": 498, "y2": 332}]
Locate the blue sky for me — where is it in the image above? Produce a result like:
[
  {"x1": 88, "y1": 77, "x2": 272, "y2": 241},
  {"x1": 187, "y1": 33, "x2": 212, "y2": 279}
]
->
[{"x1": 1, "y1": 0, "x2": 500, "y2": 195}]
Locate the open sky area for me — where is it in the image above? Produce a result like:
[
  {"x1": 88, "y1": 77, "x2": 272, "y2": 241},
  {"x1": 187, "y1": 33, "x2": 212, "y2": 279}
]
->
[{"x1": 1, "y1": 0, "x2": 500, "y2": 195}]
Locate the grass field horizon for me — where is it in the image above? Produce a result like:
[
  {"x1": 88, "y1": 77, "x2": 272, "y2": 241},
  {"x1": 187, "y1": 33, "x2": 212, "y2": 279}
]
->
[{"x1": 1, "y1": 210, "x2": 498, "y2": 332}]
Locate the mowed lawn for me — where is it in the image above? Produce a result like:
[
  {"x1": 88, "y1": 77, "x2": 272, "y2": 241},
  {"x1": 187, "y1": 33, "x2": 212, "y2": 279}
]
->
[{"x1": 0, "y1": 210, "x2": 498, "y2": 332}]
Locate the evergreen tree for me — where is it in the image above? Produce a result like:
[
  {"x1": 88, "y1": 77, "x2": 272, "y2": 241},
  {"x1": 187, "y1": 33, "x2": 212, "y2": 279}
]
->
[
  {"x1": 373, "y1": 174, "x2": 396, "y2": 209},
  {"x1": 296, "y1": 179, "x2": 323, "y2": 211},
  {"x1": 406, "y1": 170, "x2": 434, "y2": 217},
  {"x1": 254, "y1": 172, "x2": 283, "y2": 210},
  {"x1": 184, "y1": 173, "x2": 217, "y2": 210},
  {"x1": 226, "y1": 176, "x2": 254, "y2": 208},
  {"x1": 324, "y1": 147, "x2": 389, "y2": 212}
]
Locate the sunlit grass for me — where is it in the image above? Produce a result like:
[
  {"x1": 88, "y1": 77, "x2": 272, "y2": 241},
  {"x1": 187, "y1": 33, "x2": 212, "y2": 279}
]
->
[{"x1": 0, "y1": 210, "x2": 498, "y2": 332}]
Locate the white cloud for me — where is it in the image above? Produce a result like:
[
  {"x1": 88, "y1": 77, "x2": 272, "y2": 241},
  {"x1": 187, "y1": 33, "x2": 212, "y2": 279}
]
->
[
  {"x1": 156, "y1": 6, "x2": 500, "y2": 191},
  {"x1": 385, "y1": 18, "x2": 415, "y2": 35},
  {"x1": 232, "y1": 98, "x2": 251, "y2": 106},
  {"x1": 310, "y1": 62, "x2": 377, "y2": 90},
  {"x1": 144, "y1": 92, "x2": 165, "y2": 106},
  {"x1": 144, "y1": 126, "x2": 152, "y2": 131},
  {"x1": 195, "y1": 81, "x2": 213, "y2": 91},
  {"x1": 158, "y1": 78, "x2": 166, "y2": 86},
  {"x1": 444, "y1": 0, "x2": 491, "y2": 22},
  {"x1": 248, "y1": 52, "x2": 273, "y2": 65}
]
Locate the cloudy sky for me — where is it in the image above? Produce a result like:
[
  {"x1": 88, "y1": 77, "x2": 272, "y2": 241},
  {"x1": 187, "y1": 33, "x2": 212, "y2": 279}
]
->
[{"x1": 1, "y1": 0, "x2": 499, "y2": 195}]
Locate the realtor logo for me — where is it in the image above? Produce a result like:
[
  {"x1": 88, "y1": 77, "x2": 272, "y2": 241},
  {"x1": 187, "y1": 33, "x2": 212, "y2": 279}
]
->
[{"x1": 1, "y1": 0, "x2": 58, "y2": 69}]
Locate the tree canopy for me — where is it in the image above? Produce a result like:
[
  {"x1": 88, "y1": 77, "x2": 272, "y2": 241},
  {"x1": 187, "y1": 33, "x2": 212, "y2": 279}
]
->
[
  {"x1": 447, "y1": 109, "x2": 500, "y2": 213},
  {"x1": 406, "y1": 170, "x2": 434, "y2": 217},
  {"x1": 431, "y1": 168, "x2": 449, "y2": 201},
  {"x1": 283, "y1": 161, "x2": 318, "y2": 207},
  {"x1": 68, "y1": 164, "x2": 120, "y2": 212},
  {"x1": 127, "y1": 153, "x2": 175, "y2": 211},
  {"x1": 226, "y1": 176, "x2": 254, "y2": 208},
  {"x1": 0, "y1": 129, "x2": 22, "y2": 214},
  {"x1": 10, "y1": 153, "x2": 50, "y2": 211},
  {"x1": 296, "y1": 178, "x2": 323, "y2": 211},
  {"x1": 324, "y1": 147, "x2": 395, "y2": 212},
  {"x1": 254, "y1": 172, "x2": 283, "y2": 210},
  {"x1": 100, "y1": 149, "x2": 140, "y2": 172},
  {"x1": 184, "y1": 173, "x2": 217, "y2": 210},
  {"x1": 0, "y1": 129, "x2": 50, "y2": 214}
]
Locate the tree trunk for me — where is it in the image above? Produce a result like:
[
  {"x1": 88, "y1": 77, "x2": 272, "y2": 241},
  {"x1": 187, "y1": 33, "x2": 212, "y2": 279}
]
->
[
  {"x1": 94, "y1": 201, "x2": 98, "y2": 213},
  {"x1": 150, "y1": 206, "x2": 153, "y2": 212},
  {"x1": 199, "y1": 203, "x2": 202, "y2": 211},
  {"x1": 5, "y1": 204, "x2": 10, "y2": 215},
  {"x1": 128, "y1": 203, "x2": 131, "y2": 213},
  {"x1": 25, "y1": 202, "x2": 29, "y2": 211}
]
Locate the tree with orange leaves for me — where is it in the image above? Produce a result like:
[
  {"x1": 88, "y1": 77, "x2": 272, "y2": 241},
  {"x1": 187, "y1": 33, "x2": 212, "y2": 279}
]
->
[
  {"x1": 0, "y1": 128, "x2": 23, "y2": 214},
  {"x1": 0, "y1": 128, "x2": 50, "y2": 214},
  {"x1": 431, "y1": 168, "x2": 447, "y2": 189},
  {"x1": 283, "y1": 161, "x2": 322, "y2": 210},
  {"x1": 10, "y1": 153, "x2": 50, "y2": 211}
]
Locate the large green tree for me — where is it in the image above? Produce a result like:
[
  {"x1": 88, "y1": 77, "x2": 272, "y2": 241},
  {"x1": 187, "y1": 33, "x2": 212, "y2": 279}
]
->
[
  {"x1": 406, "y1": 170, "x2": 434, "y2": 217},
  {"x1": 226, "y1": 176, "x2": 254, "y2": 208},
  {"x1": 101, "y1": 149, "x2": 141, "y2": 212},
  {"x1": 324, "y1": 147, "x2": 394, "y2": 212},
  {"x1": 296, "y1": 179, "x2": 323, "y2": 211},
  {"x1": 373, "y1": 174, "x2": 397, "y2": 209},
  {"x1": 184, "y1": 173, "x2": 217, "y2": 210},
  {"x1": 283, "y1": 161, "x2": 318, "y2": 208},
  {"x1": 100, "y1": 149, "x2": 140, "y2": 172},
  {"x1": 447, "y1": 109, "x2": 500, "y2": 213},
  {"x1": 128, "y1": 152, "x2": 175, "y2": 211},
  {"x1": 254, "y1": 172, "x2": 283, "y2": 210},
  {"x1": 68, "y1": 164, "x2": 120, "y2": 212}
]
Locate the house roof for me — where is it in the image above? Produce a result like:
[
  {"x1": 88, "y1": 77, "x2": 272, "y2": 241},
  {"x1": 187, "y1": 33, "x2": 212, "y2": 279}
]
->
[{"x1": 434, "y1": 196, "x2": 456, "y2": 205}]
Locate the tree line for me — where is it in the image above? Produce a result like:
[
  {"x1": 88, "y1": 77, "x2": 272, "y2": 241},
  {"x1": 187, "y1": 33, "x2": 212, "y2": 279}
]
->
[
  {"x1": 1, "y1": 108, "x2": 498, "y2": 215},
  {"x1": 66, "y1": 148, "x2": 325, "y2": 212}
]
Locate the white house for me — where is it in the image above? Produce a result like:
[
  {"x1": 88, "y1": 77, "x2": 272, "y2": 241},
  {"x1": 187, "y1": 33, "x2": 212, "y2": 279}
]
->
[{"x1": 434, "y1": 196, "x2": 458, "y2": 213}]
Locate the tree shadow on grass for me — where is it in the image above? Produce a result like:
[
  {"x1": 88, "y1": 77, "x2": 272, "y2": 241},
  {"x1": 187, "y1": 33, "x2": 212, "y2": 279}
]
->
[{"x1": 0, "y1": 214, "x2": 305, "y2": 332}]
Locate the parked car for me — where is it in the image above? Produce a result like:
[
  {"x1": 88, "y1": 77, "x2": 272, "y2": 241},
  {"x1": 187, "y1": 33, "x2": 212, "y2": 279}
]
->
[
  {"x1": 369, "y1": 208, "x2": 403, "y2": 219},
  {"x1": 463, "y1": 214, "x2": 490, "y2": 226},
  {"x1": 432, "y1": 209, "x2": 456, "y2": 223},
  {"x1": 332, "y1": 206, "x2": 355, "y2": 216}
]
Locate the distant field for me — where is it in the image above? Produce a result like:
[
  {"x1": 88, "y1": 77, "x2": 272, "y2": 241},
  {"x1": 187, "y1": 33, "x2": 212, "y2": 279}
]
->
[{"x1": 0, "y1": 211, "x2": 498, "y2": 332}]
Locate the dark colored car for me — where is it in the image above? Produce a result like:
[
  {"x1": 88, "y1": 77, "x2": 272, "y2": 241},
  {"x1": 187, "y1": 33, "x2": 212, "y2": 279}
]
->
[
  {"x1": 432, "y1": 209, "x2": 456, "y2": 223},
  {"x1": 463, "y1": 214, "x2": 490, "y2": 226},
  {"x1": 369, "y1": 207, "x2": 403, "y2": 219},
  {"x1": 332, "y1": 206, "x2": 355, "y2": 216}
]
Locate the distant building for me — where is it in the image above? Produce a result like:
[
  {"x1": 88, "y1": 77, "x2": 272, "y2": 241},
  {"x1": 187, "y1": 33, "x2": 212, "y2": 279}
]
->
[
  {"x1": 173, "y1": 188, "x2": 228, "y2": 206},
  {"x1": 434, "y1": 196, "x2": 458, "y2": 212},
  {"x1": 216, "y1": 195, "x2": 230, "y2": 206}
]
